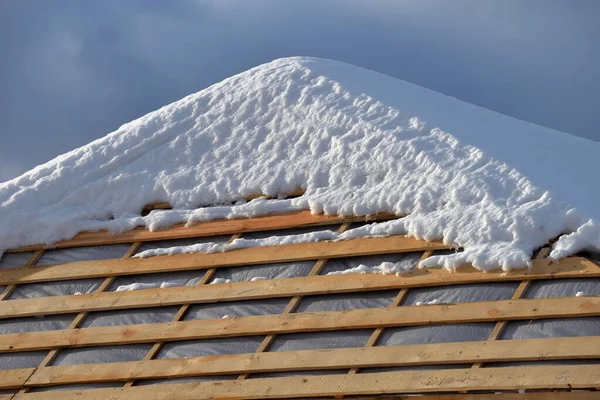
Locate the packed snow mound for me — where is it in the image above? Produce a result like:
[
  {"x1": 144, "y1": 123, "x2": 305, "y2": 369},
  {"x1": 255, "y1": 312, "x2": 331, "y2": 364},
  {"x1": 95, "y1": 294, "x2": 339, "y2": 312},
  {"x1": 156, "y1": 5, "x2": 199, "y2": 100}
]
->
[{"x1": 1, "y1": 57, "x2": 599, "y2": 271}]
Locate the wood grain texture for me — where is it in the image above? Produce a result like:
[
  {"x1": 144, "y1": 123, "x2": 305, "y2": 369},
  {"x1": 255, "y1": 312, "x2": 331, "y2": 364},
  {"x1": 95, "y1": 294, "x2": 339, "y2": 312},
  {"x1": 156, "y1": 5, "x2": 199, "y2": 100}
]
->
[
  {"x1": 0, "y1": 256, "x2": 594, "y2": 320},
  {"x1": 0, "y1": 235, "x2": 449, "y2": 286},
  {"x1": 23, "y1": 336, "x2": 600, "y2": 386},
  {"x1": 0, "y1": 368, "x2": 35, "y2": 389},
  {"x1": 13, "y1": 365, "x2": 600, "y2": 399},
  {"x1": 1, "y1": 296, "x2": 598, "y2": 352},
  {"x1": 7, "y1": 210, "x2": 394, "y2": 253}
]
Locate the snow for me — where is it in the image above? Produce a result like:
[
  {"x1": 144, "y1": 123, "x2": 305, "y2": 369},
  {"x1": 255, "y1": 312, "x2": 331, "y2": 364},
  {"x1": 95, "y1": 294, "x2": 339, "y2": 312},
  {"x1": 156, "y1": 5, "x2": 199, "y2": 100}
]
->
[
  {"x1": 415, "y1": 299, "x2": 441, "y2": 306},
  {"x1": 135, "y1": 230, "x2": 337, "y2": 258},
  {"x1": 115, "y1": 282, "x2": 182, "y2": 292},
  {"x1": 326, "y1": 254, "x2": 422, "y2": 276},
  {"x1": 1, "y1": 57, "x2": 599, "y2": 272}
]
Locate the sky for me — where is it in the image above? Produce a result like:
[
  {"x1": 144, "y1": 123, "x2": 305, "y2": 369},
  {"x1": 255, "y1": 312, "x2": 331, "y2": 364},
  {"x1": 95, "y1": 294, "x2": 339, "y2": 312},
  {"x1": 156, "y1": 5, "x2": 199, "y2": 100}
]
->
[{"x1": 1, "y1": 0, "x2": 599, "y2": 182}]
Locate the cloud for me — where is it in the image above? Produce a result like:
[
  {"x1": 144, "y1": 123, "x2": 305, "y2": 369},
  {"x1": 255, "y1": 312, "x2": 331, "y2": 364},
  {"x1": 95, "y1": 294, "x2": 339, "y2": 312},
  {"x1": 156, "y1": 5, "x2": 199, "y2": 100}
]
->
[{"x1": 1, "y1": 0, "x2": 599, "y2": 183}]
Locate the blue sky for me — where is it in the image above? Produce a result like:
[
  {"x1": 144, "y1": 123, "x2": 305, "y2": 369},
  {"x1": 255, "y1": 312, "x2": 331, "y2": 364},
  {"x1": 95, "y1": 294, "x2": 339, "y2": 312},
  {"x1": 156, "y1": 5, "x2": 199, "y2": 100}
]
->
[{"x1": 1, "y1": 0, "x2": 598, "y2": 182}]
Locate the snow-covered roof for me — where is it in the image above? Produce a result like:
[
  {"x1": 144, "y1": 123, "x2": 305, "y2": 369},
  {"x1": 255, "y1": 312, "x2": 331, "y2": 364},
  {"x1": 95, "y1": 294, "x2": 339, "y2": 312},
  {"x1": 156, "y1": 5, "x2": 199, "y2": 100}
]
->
[{"x1": 1, "y1": 57, "x2": 599, "y2": 271}]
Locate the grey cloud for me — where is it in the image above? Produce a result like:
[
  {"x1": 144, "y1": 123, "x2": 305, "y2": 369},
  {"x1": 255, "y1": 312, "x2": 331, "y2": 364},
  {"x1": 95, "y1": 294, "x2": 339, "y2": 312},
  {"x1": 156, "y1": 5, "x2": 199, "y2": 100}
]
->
[{"x1": 1, "y1": 0, "x2": 599, "y2": 182}]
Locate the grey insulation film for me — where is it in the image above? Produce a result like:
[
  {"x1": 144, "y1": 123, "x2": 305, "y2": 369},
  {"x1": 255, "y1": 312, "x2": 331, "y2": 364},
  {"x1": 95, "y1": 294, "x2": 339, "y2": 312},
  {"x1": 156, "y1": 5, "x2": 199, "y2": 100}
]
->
[
  {"x1": 51, "y1": 344, "x2": 153, "y2": 366},
  {"x1": 0, "y1": 251, "x2": 33, "y2": 268},
  {"x1": 37, "y1": 243, "x2": 132, "y2": 265},
  {"x1": 209, "y1": 260, "x2": 315, "y2": 283},
  {"x1": 81, "y1": 306, "x2": 180, "y2": 328},
  {"x1": 184, "y1": 298, "x2": 290, "y2": 321},
  {"x1": 379, "y1": 323, "x2": 495, "y2": 346},
  {"x1": 270, "y1": 330, "x2": 373, "y2": 352},
  {"x1": 296, "y1": 290, "x2": 398, "y2": 313},
  {"x1": 319, "y1": 252, "x2": 422, "y2": 275},
  {"x1": 157, "y1": 337, "x2": 264, "y2": 359},
  {"x1": 108, "y1": 269, "x2": 207, "y2": 292},
  {"x1": 402, "y1": 282, "x2": 518, "y2": 305},
  {"x1": 135, "y1": 235, "x2": 231, "y2": 254},
  {"x1": 136, "y1": 375, "x2": 238, "y2": 386},
  {"x1": 29, "y1": 383, "x2": 124, "y2": 392},
  {"x1": 525, "y1": 278, "x2": 600, "y2": 298},
  {"x1": 0, "y1": 314, "x2": 74, "y2": 334},
  {"x1": 8, "y1": 278, "x2": 104, "y2": 300},
  {"x1": 241, "y1": 224, "x2": 342, "y2": 240},
  {"x1": 501, "y1": 317, "x2": 600, "y2": 340},
  {"x1": 0, "y1": 351, "x2": 47, "y2": 370}
]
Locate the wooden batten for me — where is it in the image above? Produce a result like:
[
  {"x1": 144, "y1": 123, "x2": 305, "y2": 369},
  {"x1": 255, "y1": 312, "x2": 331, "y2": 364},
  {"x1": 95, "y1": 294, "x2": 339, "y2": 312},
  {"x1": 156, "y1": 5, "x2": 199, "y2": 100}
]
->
[
  {"x1": 0, "y1": 256, "x2": 595, "y2": 319},
  {"x1": 6, "y1": 209, "x2": 396, "y2": 253},
  {"x1": 23, "y1": 336, "x2": 600, "y2": 386},
  {"x1": 11, "y1": 365, "x2": 600, "y2": 399},
  {"x1": 0, "y1": 235, "x2": 449, "y2": 285},
  {"x1": 0, "y1": 296, "x2": 598, "y2": 352}
]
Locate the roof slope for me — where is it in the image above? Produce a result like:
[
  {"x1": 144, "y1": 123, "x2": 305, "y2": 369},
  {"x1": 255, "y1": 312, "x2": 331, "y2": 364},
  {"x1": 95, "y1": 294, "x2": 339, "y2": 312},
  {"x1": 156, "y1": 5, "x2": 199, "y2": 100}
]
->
[{"x1": 1, "y1": 57, "x2": 599, "y2": 270}]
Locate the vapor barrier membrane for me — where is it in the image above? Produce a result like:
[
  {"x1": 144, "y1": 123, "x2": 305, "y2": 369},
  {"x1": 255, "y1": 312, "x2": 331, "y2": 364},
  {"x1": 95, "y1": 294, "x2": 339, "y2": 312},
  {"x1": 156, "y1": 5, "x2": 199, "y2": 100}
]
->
[
  {"x1": 0, "y1": 251, "x2": 33, "y2": 268},
  {"x1": 37, "y1": 244, "x2": 132, "y2": 265},
  {"x1": 0, "y1": 351, "x2": 47, "y2": 369},
  {"x1": 0, "y1": 228, "x2": 597, "y2": 380}
]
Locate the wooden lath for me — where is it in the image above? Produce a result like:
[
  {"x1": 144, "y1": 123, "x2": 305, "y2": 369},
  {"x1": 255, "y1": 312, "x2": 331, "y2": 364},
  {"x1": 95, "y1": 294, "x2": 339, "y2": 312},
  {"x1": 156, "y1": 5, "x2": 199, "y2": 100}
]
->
[
  {"x1": 11, "y1": 365, "x2": 600, "y2": 399},
  {"x1": 0, "y1": 256, "x2": 594, "y2": 320},
  {"x1": 0, "y1": 235, "x2": 449, "y2": 285},
  {"x1": 0, "y1": 296, "x2": 598, "y2": 353},
  {"x1": 22, "y1": 336, "x2": 600, "y2": 386},
  {"x1": 141, "y1": 188, "x2": 307, "y2": 213},
  {"x1": 6, "y1": 209, "x2": 395, "y2": 253}
]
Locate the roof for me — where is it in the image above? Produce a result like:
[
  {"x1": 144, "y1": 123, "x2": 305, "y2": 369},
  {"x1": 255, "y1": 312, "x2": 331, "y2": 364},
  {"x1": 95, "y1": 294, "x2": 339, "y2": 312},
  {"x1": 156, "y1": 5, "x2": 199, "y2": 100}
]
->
[
  {"x1": 1, "y1": 57, "x2": 599, "y2": 270},
  {"x1": 0, "y1": 58, "x2": 599, "y2": 398},
  {"x1": 0, "y1": 202, "x2": 598, "y2": 398}
]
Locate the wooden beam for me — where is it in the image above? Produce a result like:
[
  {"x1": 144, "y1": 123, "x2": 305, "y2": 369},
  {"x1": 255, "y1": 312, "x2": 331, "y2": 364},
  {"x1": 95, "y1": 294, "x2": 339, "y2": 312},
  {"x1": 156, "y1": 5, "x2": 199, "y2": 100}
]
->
[
  {"x1": 470, "y1": 247, "x2": 552, "y2": 371},
  {"x1": 140, "y1": 189, "x2": 306, "y2": 213},
  {"x1": 0, "y1": 368, "x2": 34, "y2": 390},
  {"x1": 342, "y1": 394, "x2": 598, "y2": 400},
  {"x1": 6, "y1": 210, "x2": 394, "y2": 253},
  {"x1": 12, "y1": 365, "x2": 600, "y2": 399},
  {"x1": 348, "y1": 249, "x2": 434, "y2": 376},
  {"x1": 0, "y1": 235, "x2": 449, "y2": 286},
  {"x1": 0, "y1": 256, "x2": 594, "y2": 320},
  {"x1": 237, "y1": 222, "x2": 353, "y2": 380},
  {"x1": 22, "y1": 336, "x2": 600, "y2": 386},
  {"x1": 123, "y1": 232, "x2": 245, "y2": 388},
  {"x1": 1, "y1": 296, "x2": 599, "y2": 353}
]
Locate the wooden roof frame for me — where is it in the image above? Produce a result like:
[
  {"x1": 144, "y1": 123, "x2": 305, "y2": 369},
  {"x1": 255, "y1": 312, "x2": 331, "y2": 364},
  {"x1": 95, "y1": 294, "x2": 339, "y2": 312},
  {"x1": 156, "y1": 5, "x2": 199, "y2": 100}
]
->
[{"x1": 0, "y1": 201, "x2": 599, "y2": 399}]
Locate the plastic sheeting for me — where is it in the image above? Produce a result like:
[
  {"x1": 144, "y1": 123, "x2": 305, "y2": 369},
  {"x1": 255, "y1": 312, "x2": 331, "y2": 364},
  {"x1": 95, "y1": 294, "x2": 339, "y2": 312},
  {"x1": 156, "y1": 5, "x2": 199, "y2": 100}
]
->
[
  {"x1": 0, "y1": 226, "x2": 598, "y2": 382},
  {"x1": 319, "y1": 252, "x2": 423, "y2": 275},
  {"x1": 0, "y1": 251, "x2": 33, "y2": 268},
  {"x1": 37, "y1": 244, "x2": 132, "y2": 265}
]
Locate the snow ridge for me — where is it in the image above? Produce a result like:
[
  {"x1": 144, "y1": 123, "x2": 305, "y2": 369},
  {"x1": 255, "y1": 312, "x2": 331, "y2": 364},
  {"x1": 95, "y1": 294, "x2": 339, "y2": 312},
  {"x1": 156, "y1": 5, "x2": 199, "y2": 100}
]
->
[{"x1": 1, "y1": 57, "x2": 599, "y2": 271}]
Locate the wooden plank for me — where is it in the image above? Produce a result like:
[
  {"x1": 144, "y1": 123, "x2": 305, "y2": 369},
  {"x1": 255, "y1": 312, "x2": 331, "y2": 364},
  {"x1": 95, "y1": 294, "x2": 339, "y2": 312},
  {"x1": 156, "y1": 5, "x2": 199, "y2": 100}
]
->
[
  {"x1": 470, "y1": 247, "x2": 552, "y2": 371},
  {"x1": 13, "y1": 365, "x2": 600, "y2": 399},
  {"x1": 0, "y1": 250, "x2": 45, "y2": 302},
  {"x1": 237, "y1": 222, "x2": 353, "y2": 380},
  {"x1": 124, "y1": 232, "x2": 246, "y2": 387},
  {"x1": 7, "y1": 210, "x2": 394, "y2": 253},
  {"x1": 1, "y1": 296, "x2": 599, "y2": 353},
  {"x1": 140, "y1": 189, "x2": 306, "y2": 212},
  {"x1": 0, "y1": 368, "x2": 34, "y2": 389},
  {"x1": 0, "y1": 235, "x2": 449, "y2": 286},
  {"x1": 342, "y1": 394, "x2": 598, "y2": 400},
  {"x1": 19, "y1": 243, "x2": 145, "y2": 397},
  {"x1": 0, "y1": 256, "x2": 594, "y2": 320},
  {"x1": 23, "y1": 336, "x2": 600, "y2": 386}
]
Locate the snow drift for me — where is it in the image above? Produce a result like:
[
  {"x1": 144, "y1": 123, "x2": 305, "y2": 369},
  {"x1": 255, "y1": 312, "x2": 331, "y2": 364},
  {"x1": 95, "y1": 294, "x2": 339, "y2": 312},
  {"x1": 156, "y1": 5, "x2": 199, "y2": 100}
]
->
[{"x1": 1, "y1": 57, "x2": 599, "y2": 271}]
